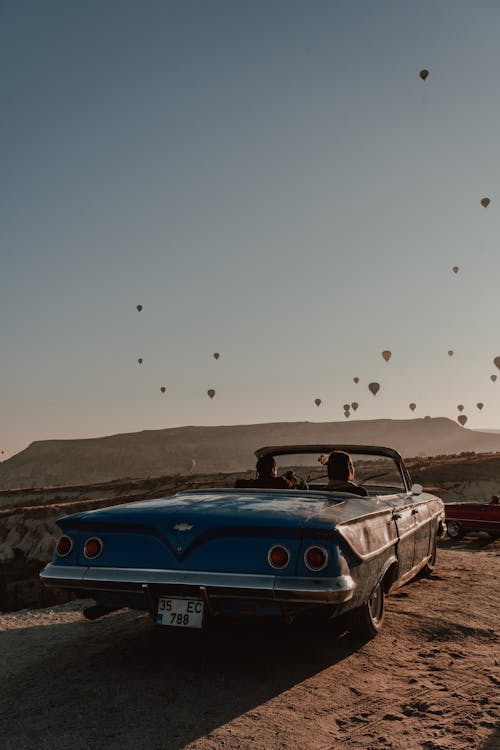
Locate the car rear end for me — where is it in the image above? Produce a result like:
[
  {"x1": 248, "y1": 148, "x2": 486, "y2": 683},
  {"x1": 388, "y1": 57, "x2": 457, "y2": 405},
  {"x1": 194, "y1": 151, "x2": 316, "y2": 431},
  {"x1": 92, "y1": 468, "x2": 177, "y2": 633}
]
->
[{"x1": 41, "y1": 490, "x2": 355, "y2": 629}]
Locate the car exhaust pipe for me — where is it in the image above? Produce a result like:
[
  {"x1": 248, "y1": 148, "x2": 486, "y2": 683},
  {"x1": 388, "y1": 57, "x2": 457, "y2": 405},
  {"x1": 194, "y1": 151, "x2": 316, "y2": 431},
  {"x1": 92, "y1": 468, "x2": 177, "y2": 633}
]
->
[{"x1": 82, "y1": 605, "x2": 119, "y2": 621}]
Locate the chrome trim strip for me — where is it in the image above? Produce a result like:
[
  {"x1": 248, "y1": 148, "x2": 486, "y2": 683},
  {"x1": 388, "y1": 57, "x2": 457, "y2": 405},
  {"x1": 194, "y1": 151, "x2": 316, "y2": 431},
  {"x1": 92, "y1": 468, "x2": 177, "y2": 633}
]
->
[
  {"x1": 274, "y1": 574, "x2": 354, "y2": 602},
  {"x1": 40, "y1": 564, "x2": 87, "y2": 582},
  {"x1": 83, "y1": 567, "x2": 277, "y2": 588},
  {"x1": 335, "y1": 528, "x2": 398, "y2": 562},
  {"x1": 40, "y1": 564, "x2": 355, "y2": 603}
]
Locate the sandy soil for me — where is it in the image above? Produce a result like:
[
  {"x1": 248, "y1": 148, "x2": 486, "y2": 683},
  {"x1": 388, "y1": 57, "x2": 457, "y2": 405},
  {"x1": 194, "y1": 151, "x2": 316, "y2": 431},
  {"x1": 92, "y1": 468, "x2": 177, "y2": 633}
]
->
[{"x1": 1, "y1": 538, "x2": 499, "y2": 750}]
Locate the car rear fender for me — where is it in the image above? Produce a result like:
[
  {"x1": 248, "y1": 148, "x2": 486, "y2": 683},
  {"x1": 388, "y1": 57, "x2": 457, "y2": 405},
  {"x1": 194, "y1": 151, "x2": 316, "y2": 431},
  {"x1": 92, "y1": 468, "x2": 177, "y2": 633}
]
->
[
  {"x1": 377, "y1": 557, "x2": 399, "y2": 594},
  {"x1": 357, "y1": 556, "x2": 398, "y2": 603}
]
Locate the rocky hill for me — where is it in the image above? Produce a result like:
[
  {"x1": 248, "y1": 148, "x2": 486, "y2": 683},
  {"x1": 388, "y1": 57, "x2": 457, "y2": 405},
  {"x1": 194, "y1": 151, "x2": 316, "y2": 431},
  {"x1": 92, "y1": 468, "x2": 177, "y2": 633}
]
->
[{"x1": 2, "y1": 417, "x2": 500, "y2": 490}]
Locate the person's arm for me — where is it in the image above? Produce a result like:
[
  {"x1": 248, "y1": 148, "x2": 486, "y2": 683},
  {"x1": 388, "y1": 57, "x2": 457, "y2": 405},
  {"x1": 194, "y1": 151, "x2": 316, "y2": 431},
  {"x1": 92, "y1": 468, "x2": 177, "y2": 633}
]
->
[{"x1": 276, "y1": 474, "x2": 297, "y2": 489}]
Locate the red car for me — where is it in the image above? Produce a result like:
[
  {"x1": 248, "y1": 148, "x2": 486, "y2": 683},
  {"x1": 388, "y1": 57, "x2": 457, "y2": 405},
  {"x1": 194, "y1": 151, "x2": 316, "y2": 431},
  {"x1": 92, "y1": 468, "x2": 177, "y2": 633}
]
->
[{"x1": 445, "y1": 497, "x2": 500, "y2": 540}]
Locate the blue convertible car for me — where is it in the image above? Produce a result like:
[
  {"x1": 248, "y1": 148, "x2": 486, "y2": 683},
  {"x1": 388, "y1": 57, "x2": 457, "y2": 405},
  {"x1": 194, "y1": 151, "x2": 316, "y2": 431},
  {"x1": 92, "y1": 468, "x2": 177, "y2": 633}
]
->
[{"x1": 40, "y1": 445, "x2": 446, "y2": 638}]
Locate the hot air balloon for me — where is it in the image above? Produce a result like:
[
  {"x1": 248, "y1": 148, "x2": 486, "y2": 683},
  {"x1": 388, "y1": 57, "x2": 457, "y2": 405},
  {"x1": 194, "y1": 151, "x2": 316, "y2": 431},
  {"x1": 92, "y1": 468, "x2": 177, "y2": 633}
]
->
[
  {"x1": 136, "y1": 305, "x2": 143, "y2": 312},
  {"x1": 314, "y1": 398, "x2": 322, "y2": 407},
  {"x1": 353, "y1": 377, "x2": 359, "y2": 384},
  {"x1": 452, "y1": 266, "x2": 459, "y2": 274},
  {"x1": 343, "y1": 403, "x2": 350, "y2": 411},
  {"x1": 494, "y1": 357, "x2": 500, "y2": 370},
  {"x1": 477, "y1": 402, "x2": 484, "y2": 410},
  {"x1": 344, "y1": 410, "x2": 350, "y2": 419},
  {"x1": 213, "y1": 353, "x2": 220, "y2": 360},
  {"x1": 382, "y1": 350, "x2": 392, "y2": 363},
  {"x1": 491, "y1": 374, "x2": 497, "y2": 382},
  {"x1": 207, "y1": 389, "x2": 216, "y2": 399},
  {"x1": 457, "y1": 414, "x2": 467, "y2": 426},
  {"x1": 137, "y1": 358, "x2": 143, "y2": 364},
  {"x1": 419, "y1": 69, "x2": 429, "y2": 81},
  {"x1": 368, "y1": 382, "x2": 380, "y2": 396},
  {"x1": 409, "y1": 403, "x2": 416, "y2": 412},
  {"x1": 448, "y1": 350, "x2": 454, "y2": 357},
  {"x1": 351, "y1": 402, "x2": 358, "y2": 411},
  {"x1": 481, "y1": 197, "x2": 491, "y2": 208},
  {"x1": 160, "y1": 386, "x2": 166, "y2": 394},
  {"x1": 457, "y1": 404, "x2": 464, "y2": 412}
]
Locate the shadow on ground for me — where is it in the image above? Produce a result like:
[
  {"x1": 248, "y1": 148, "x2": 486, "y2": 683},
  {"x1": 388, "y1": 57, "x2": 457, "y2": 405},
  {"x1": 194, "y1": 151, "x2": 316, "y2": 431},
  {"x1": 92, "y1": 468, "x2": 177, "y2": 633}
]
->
[
  {"x1": 1, "y1": 611, "x2": 363, "y2": 750},
  {"x1": 439, "y1": 533, "x2": 499, "y2": 552},
  {"x1": 481, "y1": 726, "x2": 500, "y2": 750}
]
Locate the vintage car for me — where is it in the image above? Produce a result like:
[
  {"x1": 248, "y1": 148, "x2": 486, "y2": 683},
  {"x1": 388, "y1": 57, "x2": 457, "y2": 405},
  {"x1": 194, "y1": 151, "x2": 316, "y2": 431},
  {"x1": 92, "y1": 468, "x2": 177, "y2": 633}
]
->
[
  {"x1": 40, "y1": 444, "x2": 446, "y2": 639},
  {"x1": 445, "y1": 498, "x2": 500, "y2": 540}
]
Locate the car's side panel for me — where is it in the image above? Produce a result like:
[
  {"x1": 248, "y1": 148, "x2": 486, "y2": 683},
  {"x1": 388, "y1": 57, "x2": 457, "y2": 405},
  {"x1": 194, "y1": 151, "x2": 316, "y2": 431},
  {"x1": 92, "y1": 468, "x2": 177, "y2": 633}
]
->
[
  {"x1": 335, "y1": 492, "x2": 444, "y2": 589},
  {"x1": 334, "y1": 495, "x2": 418, "y2": 580},
  {"x1": 334, "y1": 507, "x2": 398, "y2": 561}
]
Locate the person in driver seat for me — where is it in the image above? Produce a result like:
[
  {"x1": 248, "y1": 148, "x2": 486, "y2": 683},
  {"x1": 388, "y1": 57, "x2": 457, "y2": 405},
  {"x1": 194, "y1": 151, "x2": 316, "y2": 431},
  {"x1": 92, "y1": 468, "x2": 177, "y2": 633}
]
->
[
  {"x1": 327, "y1": 451, "x2": 368, "y2": 496},
  {"x1": 235, "y1": 455, "x2": 298, "y2": 489}
]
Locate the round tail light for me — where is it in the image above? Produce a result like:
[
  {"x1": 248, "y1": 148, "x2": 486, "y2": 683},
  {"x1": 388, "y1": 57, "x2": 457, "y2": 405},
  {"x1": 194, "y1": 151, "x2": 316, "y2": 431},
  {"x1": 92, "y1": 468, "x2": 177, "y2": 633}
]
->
[
  {"x1": 304, "y1": 546, "x2": 328, "y2": 571},
  {"x1": 268, "y1": 545, "x2": 290, "y2": 569},
  {"x1": 56, "y1": 535, "x2": 73, "y2": 557},
  {"x1": 84, "y1": 537, "x2": 103, "y2": 559}
]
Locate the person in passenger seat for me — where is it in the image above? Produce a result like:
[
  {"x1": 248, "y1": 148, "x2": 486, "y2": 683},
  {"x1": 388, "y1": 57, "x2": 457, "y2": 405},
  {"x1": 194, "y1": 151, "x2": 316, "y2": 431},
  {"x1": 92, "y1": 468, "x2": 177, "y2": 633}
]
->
[
  {"x1": 235, "y1": 455, "x2": 298, "y2": 489},
  {"x1": 327, "y1": 451, "x2": 368, "y2": 496}
]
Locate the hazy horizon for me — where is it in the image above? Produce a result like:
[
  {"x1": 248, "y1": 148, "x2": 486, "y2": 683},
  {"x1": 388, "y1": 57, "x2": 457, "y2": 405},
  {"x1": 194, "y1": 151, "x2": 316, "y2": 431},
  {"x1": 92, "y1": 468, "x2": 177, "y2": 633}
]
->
[{"x1": 2, "y1": 1, "x2": 500, "y2": 459}]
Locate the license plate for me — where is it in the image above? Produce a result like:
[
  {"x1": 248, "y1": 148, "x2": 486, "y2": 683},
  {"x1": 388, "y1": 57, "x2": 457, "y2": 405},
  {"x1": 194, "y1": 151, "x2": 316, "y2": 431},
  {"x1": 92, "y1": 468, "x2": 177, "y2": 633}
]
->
[{"x1": 156, "y1": 596, "x2": 204, "y2": 628}]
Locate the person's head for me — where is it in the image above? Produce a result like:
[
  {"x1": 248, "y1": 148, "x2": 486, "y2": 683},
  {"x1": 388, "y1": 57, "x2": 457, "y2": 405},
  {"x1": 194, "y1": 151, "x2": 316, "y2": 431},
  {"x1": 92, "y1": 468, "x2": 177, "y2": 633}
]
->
[
  {"x1": 490, "y1": 495, "x2": 499, "y2": 505},
  {"x1": 256, "y1": 455, "x2": 277, "y2": 478},
  {"x1": 327, "y1": 451, "x2": 354, "y2": 482}
]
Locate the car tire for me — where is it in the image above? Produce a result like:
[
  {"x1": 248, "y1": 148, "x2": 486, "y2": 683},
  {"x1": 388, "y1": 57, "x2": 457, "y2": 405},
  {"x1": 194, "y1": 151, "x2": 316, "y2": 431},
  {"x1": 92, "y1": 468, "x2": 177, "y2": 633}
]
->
[
  {"x1": 447, "y1": 520, "x2": 463, "y2": 540},
  {"x1": 348, "y1": 581, "x2": 385, "y2": 639},
  {"x1": 421, "y1": 534, "x2": 438, "y2": 576}
]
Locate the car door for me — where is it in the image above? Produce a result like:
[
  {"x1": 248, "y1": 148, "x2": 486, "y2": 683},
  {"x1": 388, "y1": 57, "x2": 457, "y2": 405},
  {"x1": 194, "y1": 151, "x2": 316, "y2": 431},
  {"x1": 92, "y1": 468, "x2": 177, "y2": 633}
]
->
[
  {"x1": 391, "y1": 500, "x2": 416, "y2": 577},
  {"x1": 411, "y1": 500, "x2": 431, "y2": 566}
]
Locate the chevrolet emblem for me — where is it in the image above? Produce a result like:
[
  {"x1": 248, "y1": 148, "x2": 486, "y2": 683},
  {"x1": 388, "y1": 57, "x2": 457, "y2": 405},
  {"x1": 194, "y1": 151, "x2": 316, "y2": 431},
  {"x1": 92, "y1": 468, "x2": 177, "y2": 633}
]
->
[{"x1": 173, "y1": 523, "x2": 193, "y2": 532}]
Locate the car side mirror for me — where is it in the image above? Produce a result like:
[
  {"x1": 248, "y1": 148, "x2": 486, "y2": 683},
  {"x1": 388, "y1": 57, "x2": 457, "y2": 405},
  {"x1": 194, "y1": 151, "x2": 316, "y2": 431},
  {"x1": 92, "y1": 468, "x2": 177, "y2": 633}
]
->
[{"x1": 411, "y1": 483, "x2": 423, "y2": 496}]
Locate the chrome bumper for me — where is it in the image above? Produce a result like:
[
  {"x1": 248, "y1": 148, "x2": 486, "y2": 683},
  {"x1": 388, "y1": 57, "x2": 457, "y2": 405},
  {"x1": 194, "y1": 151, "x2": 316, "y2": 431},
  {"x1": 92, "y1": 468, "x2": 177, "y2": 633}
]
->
[{"x1": 40, "y1": 563, "x2": 355, "y2": 604}]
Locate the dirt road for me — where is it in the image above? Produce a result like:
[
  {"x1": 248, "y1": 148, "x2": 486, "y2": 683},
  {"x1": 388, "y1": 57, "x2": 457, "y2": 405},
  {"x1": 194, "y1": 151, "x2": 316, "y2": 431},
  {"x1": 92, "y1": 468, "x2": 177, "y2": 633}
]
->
[{"x1": 1, "y1": 538, "x2": 499, "y2": 750}]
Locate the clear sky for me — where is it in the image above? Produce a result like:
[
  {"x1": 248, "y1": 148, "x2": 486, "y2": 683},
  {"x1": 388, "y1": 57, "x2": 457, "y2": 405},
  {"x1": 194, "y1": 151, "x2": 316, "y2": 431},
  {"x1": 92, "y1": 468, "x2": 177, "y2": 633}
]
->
[{"x1": 2, "y1": 0, "x2": 500, "y2": 459}]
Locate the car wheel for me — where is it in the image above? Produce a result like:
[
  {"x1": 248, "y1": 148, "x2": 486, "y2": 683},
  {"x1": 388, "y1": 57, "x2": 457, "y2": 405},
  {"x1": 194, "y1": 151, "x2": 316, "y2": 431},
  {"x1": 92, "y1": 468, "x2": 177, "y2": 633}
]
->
[
  {"x1": 421, "y1": 534, "x2": 438, "y2": 576},
  {"x1": 348, "y1": 581, "x2": 385, "y2": 639},
  {"x1": 447, "y1": 520, "x2": 463, "y2": 540}
]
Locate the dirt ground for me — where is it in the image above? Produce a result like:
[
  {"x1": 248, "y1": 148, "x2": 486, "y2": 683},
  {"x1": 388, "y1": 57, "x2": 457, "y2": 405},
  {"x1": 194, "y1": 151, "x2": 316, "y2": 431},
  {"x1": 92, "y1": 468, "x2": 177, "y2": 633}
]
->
[{"x1": 1, "y1": 537, "x2": 499, "y2": 750}]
